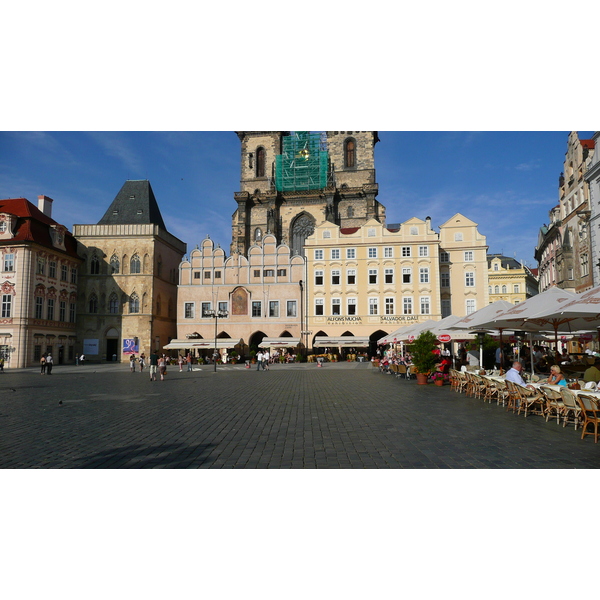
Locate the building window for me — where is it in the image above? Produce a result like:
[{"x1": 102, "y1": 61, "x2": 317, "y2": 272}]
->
[
  {"x1": 385, "y1": 297, "x2": 394, "y2": 315},
  {"x1": 384, "y1": 247, "x2": 393, "y2": 258},
  {"x1": 440, "y1": 251, "x2": 449, "y2": 263},
  {"x1": 368, "y1": 247, "x2": 377, "y2": 258},
  {"x1": 71, "y1": 268, "x2": 77, "y2": 284},
  {"x1": 369, "y1": 297, "x2": 378, "y2": 315},
  {"x1": 277, "y1": 269, "x2": 287, "y2": 277},
  {"x1": 331, "y1": 249, "x2": 340, "y2": 260},
  {"x1": 419, "y1": 246, "x2": 429, "y2": 257},
  {"x1": 109, "y1": 294, "x2": 119, "y2": 314},
  {"x1": 194, "y1": 272, "x2": 201, "y2": 279},
  {"x1": 263, "y1": 269, "x2": 275, "y2": 277},
  {"x1": 582, "y1": 254, "x2": 589, "y2": 277},
  {"x1": 287, "y1": 300, "x2": 297, "y2": 318},
  {"x1": 441, "y1": 299, "x2": 451, "y2": 318},
  {"x1": 3, "y1": 253, "x2": 14, "y2": 272},
  {"x1": 45, "y1": 298, "x2": 54, "y2": 320},
  {"x1": 204, "y1": 271, "x2": 211, "y2": 280},
  {"x1": 347, "y1": 269, "x2": 356, "y2": 285},
  {"x1": 201, "y1": 302, "x2": 212, "y2": 316},
  {"x1": 110, "y1": 255, "x2": 120, "y2": 274},
  {"x1": 455, "y1": 232, "x2": 463, "y2": 242},
  {"x1": 441, "y1": 272, "x2": 450, "y2": 287},
  {"x1": 315, "y1": 298, "x2": 324, "y2": 316},
  {"x1": 69, "y1": 303, "x2": 76, "y2": 322},
  {"x1": 514, "y1": 284, "x2": 520, "y2": 293},
  {"x1": 368, "y1": 269, "x2": 377, "y2": 284},
  {"x1": 49, "y1": 261, "x2": 57, "y2": 278},
  {"x1": 254, "y1": 228, "x2": 262, "y2": 242},
  {"x1": 130, "y1": 255, "x2": 141, "y2": 274},
  {"x1": 402, "y1": 268, "x2": 411, "y2": 284},
  {"x1": 184, "y1": 303, "x2": 195, "y2": 319},
  {"x1": 90, "y1": 255, "x2": 100, "y2": 275},
  {"x1": 129, "y1": 293, "x2": 139, "y2": 314},
  {"x1": 494, "y1": 285, "x2": 500, "y2": 294},
  {"x1": 35, "y1": 296, "x2": 44, "y2": 319},
  {"x1": 253, "y1": 270, "x2": 260, "y2": 278},
  {"x1": 218, "y1": 301, "x2": 228, "y2": 314},
  {"x1": 59, "y1": 301, "x2": 66, "y2": 322},
  {"x1": 420, "y1": 296, "x2": 430, "y2": 315},
  {"x1": 1, "y1": 294, "x2": 12, "y2": 318},
  {"x1": 384, "y1": 268, "x2": 394, "y2": 284},
  {"x1": 493, "y1": 263, "x2": 499, "y2": 271},
  {"x1": 347, "y1": 206, "x2": 354, "y2": 218},
  {"x1": 464, "y1": 251, "x2": 474, "y2": 262},
  {"x1": 402, "y1": 246, "x2": 411, "y2": 257},
  {"x1": 347, "y1": 298, "x2": 357, "y2": 315},
  {"x1": 331, "y1": 270, "x2": 341, "y2": 285},
  {"x1": 314, "y1": 249, "x2": 323, "y2": 260},
  {"x1": 214, "y1": 271, "x2": 222, "y2": 279},
  {"x1": 252, "y1": 301, "x2": 261, "y2": 317},
  {"x1": 465, "y1": 272, "x2": 475, "y2": 287},
  {"x1": 269, "y1": 301, "x2": 279, "y2": 317},
  {"x1": 256, "y1": 147, "x2": 265, "y2": 177},
  {"x1": 466, "y1": 299, "x2": 476, "y2": 315},
  {"x1": 0, "y1": 222, "x2": 6, "y2": 233},
  {"x1": 501, "y1": 285, "x2": 507, "y2": 294},
  {"x1": 344, "y1": 138, "x2": 356, "y2": 168},
  {"x1": 332, "y1": 298, "x2": 341, "y2": 315},
  {"x1": 419, "y1": 268, "x2": 429, "y2": 284},
  {"x1": 403, "y1": 297, "x2": 413, "y2": 315},
  {"x1": 315, "y1": 270, "x2": 324, "y2": 286},
  {"x1": 61, "y1": 264, "x2": 68, "y2": 281},
  {"x1": 346, "y1": 248, "x2": 356, "y2": 259}
]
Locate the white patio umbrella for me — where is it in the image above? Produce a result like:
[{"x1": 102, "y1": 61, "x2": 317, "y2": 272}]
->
[{"x1": 378, "y1": 320, "x2": 436, "y2": 345}]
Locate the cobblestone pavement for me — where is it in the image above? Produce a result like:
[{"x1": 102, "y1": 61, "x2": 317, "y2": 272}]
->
[{"x1": 1, "y1": 362, "x2": 599, "y2": 468}]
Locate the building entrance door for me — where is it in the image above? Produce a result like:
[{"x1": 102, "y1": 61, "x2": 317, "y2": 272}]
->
[{"x1": 106, "y1": 338, "x2": 118, "y2": 361}]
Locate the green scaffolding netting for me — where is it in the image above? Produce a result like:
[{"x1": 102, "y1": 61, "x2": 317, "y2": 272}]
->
[{"x1": 275, "y1": 131, "x2": 329, "y2": 191}]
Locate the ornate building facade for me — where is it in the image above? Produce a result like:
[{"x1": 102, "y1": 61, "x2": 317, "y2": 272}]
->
[
  {"x1": 0, "y1": 196, "x2": 82, "y2": 367},
  {"x1": 584, "y1": 131, "x2": 600, "y2": 287},
  {"x1": 487, "y1": 254, "x2": 538, "y2": 305},
  {"x1": 73, "y1": 180, "x2": 186, "y2": 362}
]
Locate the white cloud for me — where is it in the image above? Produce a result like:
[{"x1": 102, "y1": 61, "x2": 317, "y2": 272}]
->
[{"x1": 86, "y1": 132, "x2": 144, "y2": 175}]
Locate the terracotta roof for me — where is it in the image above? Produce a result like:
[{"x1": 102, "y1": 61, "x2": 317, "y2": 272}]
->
[
  {"x1": 0, "y1": 197, "x2": 80, "y2": 258},
  {"x1": 581, "y1": 139, "x2": 595, "y2": 150},
  {"x1": 340, "y1": 227, "x2": 360, "y2": 235}
]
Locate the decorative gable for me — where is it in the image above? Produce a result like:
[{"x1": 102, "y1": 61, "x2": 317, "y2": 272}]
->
[
  {"x1": 50, "y1": 224, "x2": 67, "y2": 251},
  {"x1": 0, "y1": 213, "x2": 17, "y2": 239}
]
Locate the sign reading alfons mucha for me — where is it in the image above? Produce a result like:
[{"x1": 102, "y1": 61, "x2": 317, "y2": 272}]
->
[{"x1": 324, "y1": 315, "x2": 421, "y2": 324}]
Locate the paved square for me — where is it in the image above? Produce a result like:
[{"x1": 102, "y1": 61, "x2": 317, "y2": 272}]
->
[{"x1": 1, "y1": 363, "x2": 599, "y2": 468}]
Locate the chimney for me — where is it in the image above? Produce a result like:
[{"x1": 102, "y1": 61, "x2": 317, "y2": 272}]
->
[{"x1": 38, "y1": 195, "x2": 54, "y2": 218}]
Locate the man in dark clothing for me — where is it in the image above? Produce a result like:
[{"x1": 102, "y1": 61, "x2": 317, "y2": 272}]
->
[{"x1": 149, "y1": 351, "x2": 159, "y2": 381}]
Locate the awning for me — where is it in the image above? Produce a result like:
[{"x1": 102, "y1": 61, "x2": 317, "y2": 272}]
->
[
  {"x1": 163, "y1": 338, "x2": 242, "y2": 350},
  {"x1": 313, "y1": 336, "x2": 370, "y2": 348},
  {"x1": 259, "y1": 337, "x2": 300, "y2": 348}
]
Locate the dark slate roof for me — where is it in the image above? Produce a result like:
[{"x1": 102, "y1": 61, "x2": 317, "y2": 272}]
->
[
  {"x1": 487, "y1": 254, "x2": 523, "y2": 270},
  {"x1": 98, "y1": 180, "x2": 166, "y2": 229}
]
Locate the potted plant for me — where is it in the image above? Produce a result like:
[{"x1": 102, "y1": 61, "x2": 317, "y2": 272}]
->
[
  {"x1": 229, "y1": 350, "x2": 238, "y2": 365},
  {"x1": 432, "y1": 372, "x2": 445, "y2": 386},
  {"x1": 410, "y1": 330, "x2": 439, "y2": 385},
  {"x1": 249, "y1": 349, "x2": 256, "y2": 364}
]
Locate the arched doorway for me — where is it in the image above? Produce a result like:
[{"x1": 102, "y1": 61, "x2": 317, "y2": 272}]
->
[
  {"x1": 249, "y1": 331, "x2": 267, "y2": 353},
  {"x1": 369, "y1": 330, "x2": 387, "y2": 358},
  {"x1": 290, "y1": 212, "x2": 316, "y2": 257},
  {"x1": 105, "y1": 327, "x2": 119, "y2": 361}
]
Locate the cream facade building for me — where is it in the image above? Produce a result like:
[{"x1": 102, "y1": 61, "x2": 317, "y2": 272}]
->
[
  {"x1": 174, "y1": 234, "x2": 304, "y2": 357},
  {"x1": 487, "y1": 254, "x2": 538, "y2": 305},
  {"x1": 73, "y1": 180, "x2": 186, "y2": 362},
  {"x1": 0, "y1": 195, "x2": 82, "y2": 368}
]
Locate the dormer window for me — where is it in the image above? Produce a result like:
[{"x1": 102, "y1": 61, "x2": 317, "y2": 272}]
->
[{"x1": 0, "y1": 221, "x2": 6, "y2": 233}]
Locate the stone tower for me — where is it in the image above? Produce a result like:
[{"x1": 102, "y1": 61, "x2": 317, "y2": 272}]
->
[{"x1": 230, "y1": 131, "x2": 384, "y2": 257}]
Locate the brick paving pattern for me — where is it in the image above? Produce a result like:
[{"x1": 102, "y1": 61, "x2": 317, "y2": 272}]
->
[{"x1": 1, "y1": 363, "x2": 599, "y2": 468}]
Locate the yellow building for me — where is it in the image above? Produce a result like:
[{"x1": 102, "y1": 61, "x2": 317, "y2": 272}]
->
[{"x1": 487, "y1": 254, "x2": 538, "y2": 305}]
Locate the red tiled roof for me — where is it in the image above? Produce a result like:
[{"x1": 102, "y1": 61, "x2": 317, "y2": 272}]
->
[
  {"x1": 340, "y1": 227, "x2": 360, "y2": 235},
  {"x1": 0, "y1": 197, "x2": 80, "y2": 258},
  {"x1": 581, "y1": 139, "x2": 595, "y2": 150}
]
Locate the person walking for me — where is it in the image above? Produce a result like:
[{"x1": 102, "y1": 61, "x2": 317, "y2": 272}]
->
[
  {"x1": 263, "y1": 350, "x2": 270, "y2": 371},
  {"x1": 45, "y1": 353, "x2": 53, "y2": 375},
  {"x1": 178, "y1": 354, "x2": 184, "y2": 372},
  {"x1": 149, "y1": 350, "x2": 159, "y2": 381},
  {"x1": 79, "y1": 354, "x2": 85, "y2": 366},
  {"x1": 256, "y1": 350, "x2": 264, "y2": 371},
  {"x1": 139, "y1": 353, "x2": 145, "y2": 373},
  {"x1": 40, "y1": 353, "x2": 47, "y2": 375},
  {"x1": 186, "y1": 353, "x2": 193, "y2": 372},
  {"x1": 158, "y1": 354, "x2": 167, "y2": 381},
  {"x1": 0, "y1": 356, "x2": 4, "y2": 373},
  {"x1": 129, "y1": 354, "x2": 137, "y2": 372}
]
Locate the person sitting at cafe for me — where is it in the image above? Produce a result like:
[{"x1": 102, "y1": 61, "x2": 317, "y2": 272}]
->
[
  {"x1": 546, "y1": 365, "x2": 567, "y2": 386},
  {"x1": 583, "y1": 359, "x2": 600, "y2": 384},
  {"x1": 506, "y1": 361, "x2": 526, "y2": 386}
]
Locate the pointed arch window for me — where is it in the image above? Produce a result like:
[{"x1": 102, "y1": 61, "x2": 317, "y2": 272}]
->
[
  {"x1": 256, "y1": 147, "x2": 265, "y2": 178},
  {"x1": 90, "y1": 255, "x2": 100, "y2": 275},
  {"x1": 110, "y1": 255, "x2": 120, "y2": 274},
  {"x1": 129, "y1": 293, "x2": 140, "y2": 314},
  {"x1": 108, "y1": 293, "x2": 119, "y2": 314},
  {"x1": 344, "y1": 138, "x2": 356, "y2": 168},
  {"x1": 89, "y1": 294, "x2": 98, "y2": 314},
  {"x1": 130, "y1": 254, "x2": 141, "y2": 274}
]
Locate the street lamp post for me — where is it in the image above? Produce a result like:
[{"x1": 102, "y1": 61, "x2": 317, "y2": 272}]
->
[{"x1": 203, "y1": 309, "x2": 229, "y2": 372}]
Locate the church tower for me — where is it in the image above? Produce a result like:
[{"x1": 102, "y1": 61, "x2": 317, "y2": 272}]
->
[{"x1": 230, "y1": 131, "x2": 384, "y2": 257}]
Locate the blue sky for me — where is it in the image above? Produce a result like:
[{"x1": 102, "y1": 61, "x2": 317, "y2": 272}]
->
[{"x1": 0, "y1": 131, "x2": 594, "y2": 267}]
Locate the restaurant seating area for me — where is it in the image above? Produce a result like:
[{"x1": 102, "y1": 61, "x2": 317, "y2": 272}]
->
[{"x1": 445, "y1": 369, "x2": 600, "y2": 443}]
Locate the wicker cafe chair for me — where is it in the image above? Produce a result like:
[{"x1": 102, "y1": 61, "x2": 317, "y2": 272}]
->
[
  {"x1": 472, "y1": 374, "x2": 488, "y2": 400},
  {"x1": 559, "y1": 388, "x2": 582, "y2": 429},
  {"x1": 482, "y1": 376, "x2": 498, "y2": 403},
  {"x1": 539, "y1": 385, "x2": 565, "y2": 425},
  {"x1": 577, "y1": 394, "x2": 600, "y2": 444},
  {"x1": 516, "y1": 384, "x2": 545, "y2": 418},
  {"x1": 504, "y1": 380, "x2": 520, "y2": 413},
  {"x1": 494, "y1": 380, "x2": 510, "y2": 407},
  {"x1": 396, "y1": 364, "x2": 408, "y2": 379}
]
